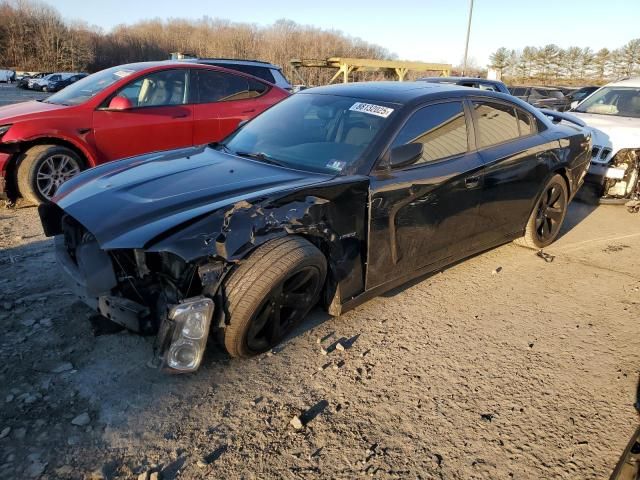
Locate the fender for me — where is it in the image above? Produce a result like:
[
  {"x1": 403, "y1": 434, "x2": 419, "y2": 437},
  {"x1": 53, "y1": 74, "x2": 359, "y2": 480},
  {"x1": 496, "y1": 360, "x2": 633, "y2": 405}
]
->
[{"x1": 7, "y1": 131, "x2": 98, "y2": 167}]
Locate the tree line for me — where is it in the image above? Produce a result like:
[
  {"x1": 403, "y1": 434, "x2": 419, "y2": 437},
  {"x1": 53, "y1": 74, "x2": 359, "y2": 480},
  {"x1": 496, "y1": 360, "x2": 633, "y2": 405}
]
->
[
  {"x1": 0, "y1": 0, "x2": 393, "y2": 85},
  {"x1": 489, "y1": 40, "x2": 640, "y2": 85}
]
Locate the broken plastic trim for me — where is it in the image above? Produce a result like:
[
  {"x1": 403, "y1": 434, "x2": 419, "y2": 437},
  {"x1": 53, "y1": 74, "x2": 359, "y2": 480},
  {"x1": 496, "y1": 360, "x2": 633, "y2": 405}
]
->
[
  {"x1": 603, "y1": 149, "x2": 640, "y2": 199},
  {"x1": 161, "y1": 297, "x2": 214, "y2": 373}
]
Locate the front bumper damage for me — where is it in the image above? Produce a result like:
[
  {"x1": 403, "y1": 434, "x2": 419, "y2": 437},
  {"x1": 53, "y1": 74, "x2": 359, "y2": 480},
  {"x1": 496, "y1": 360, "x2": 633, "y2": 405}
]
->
[
  {"x1": 585, "y1": 148, "x2": 640, "y2": 200},
  {"x1": 53, "y1": 225, "x2": 222, "y2": 374}
]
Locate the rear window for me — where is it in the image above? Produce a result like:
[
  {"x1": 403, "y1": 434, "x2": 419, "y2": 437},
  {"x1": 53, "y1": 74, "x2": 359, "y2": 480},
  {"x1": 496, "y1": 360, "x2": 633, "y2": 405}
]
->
[
  {"x1": 196, "y1": 70, "x2": 266, "y2": 103},
  {"x1": 473, "y1": 102, "x2": 520, "y2": 148},
  {"x1": 516, "y1": 108, "x2": 535, "y2": 136},
  {"x1": 208, "y1": 63, "x2": 276, "y2": 84}
]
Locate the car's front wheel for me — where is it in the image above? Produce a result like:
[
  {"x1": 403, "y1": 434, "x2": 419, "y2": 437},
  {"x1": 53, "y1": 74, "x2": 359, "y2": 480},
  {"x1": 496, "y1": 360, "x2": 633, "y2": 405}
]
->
[
  {"x1": 17, "y1": 145, "x2": 84, "y2": 205},
  {"x1": 222, "y1": 236, "x2": 327, "y2": 357},
  {"x1": 515, "y1": 173, "x2": 568, "y2": 249}
]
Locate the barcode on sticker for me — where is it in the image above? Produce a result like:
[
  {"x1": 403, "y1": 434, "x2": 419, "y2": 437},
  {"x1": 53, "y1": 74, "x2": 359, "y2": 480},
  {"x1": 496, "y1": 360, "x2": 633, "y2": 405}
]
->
[{"x1": 349, "y1": 102, "x2": 394, "y2": 118}]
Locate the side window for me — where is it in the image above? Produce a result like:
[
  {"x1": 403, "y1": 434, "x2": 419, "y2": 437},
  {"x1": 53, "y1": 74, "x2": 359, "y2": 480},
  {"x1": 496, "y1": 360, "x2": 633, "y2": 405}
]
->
[
  {"x1": 511, "y1": 87, "x2": 524, "y2": 96},
  {"x1": 473, "y1": 102, "x2": 520, "y2": 148},
  {"x1": 197, "y1": 70, "x2": 259, "y2": 102},
  {"x1": 479, "y1": 83, "x2": 498, "y2": 92},
  {"x1": 391, "y1": 101, "x2": 468, "y2": 165},
  {"x1": 248, "y1": 79, "x2": 267, "y2": 96},
  {"x1": 117, "y1": 70, "x2": 188, "y2": 107},
  {"x1": 516, "y1": 108, "x2": 535, "y2": 136}
]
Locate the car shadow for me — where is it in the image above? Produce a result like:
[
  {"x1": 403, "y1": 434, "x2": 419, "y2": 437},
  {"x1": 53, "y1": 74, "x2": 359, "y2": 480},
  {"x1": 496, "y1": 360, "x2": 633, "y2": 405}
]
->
[{"x1": 556, "y1": 198, "x2": 598, "y2": 240}]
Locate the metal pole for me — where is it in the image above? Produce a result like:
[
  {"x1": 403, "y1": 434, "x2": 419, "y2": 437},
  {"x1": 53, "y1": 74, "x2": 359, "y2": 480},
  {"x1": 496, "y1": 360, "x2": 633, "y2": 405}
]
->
[{"x1": 462, "y1": 0, "x2": 474, "y2": 75}]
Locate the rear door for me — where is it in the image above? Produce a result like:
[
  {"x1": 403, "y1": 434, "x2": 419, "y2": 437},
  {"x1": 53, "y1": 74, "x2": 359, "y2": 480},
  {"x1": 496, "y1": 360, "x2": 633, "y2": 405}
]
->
[
  {"x1": 92, "y1": 69, "x2": 193, "y2": 161},
  {"x1": 471, "y1": 100, "x2": 556, "y2": 247},
  {"x1": 366, "y1": 100, "x2": 485, "y2": 289},
  {"x1": 192, "y1": 69, "x2": 273, "y2": 144}
]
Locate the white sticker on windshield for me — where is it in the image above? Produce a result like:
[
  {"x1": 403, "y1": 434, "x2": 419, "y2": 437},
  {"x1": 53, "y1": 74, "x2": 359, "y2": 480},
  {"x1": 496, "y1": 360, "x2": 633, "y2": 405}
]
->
[
  {"x1": 113, "y1": 69, "x2": 135, "y2": 78},
  {"x1": 349, "y1": 102, "x2": 394, "y2": 118},
  {"x1": 326, "y1": 160, "x2": 346, "y2": 171}
]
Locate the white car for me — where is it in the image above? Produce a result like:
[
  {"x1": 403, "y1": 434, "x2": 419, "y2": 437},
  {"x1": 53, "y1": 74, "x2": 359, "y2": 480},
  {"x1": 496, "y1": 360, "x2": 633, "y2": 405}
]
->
[
  {"x1": 0, "y1": 69, "x2": 15, "y2": 82},
  {"x1": 28, "y1": 72, "x2": 76, "y2": 91},
  {"x1": 569, "y1": 77, "x2": 639, "y2": 201}
]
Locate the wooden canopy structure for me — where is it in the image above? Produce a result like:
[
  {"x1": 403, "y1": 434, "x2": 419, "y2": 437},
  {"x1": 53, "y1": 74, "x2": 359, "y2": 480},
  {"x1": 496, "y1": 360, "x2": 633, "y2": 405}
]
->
[{"x1": 290, "y1": 57, "x2": 452, "y2": 84}]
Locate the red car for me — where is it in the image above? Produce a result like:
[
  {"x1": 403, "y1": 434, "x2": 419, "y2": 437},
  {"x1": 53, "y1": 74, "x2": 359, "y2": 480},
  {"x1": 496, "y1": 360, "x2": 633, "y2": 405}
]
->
[{"x1": 0, "y1": 61, "x2": 289, "y2": 204}]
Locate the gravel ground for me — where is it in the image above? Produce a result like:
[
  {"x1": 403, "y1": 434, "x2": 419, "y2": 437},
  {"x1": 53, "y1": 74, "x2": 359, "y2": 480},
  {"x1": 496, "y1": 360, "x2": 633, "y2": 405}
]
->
[
  {"x1": 0, "y1": 200, "x2": 638, "y2": 480},
  {"x1": 0, "y1": 83, "x2": 48, "y2": 106},
  {"x1": 0, "y1": 84, "x2": 639, "y2": 479}
]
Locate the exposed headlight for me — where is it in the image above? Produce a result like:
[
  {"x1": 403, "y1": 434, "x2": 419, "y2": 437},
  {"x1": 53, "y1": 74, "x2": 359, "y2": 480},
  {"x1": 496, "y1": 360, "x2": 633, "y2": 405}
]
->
[
  {"x1": 0, "y1": 124, "x2": 11, "y2": 139},
  {"x1": 163, "y1": 297, "x2": 214, "y2": 372}
]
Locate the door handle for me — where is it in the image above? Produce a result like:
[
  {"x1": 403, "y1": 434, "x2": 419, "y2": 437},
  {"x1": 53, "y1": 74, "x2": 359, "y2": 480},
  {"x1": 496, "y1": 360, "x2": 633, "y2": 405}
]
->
[
  {"x1": 242, "y1": 109, "x2": 256, "y2": 113},
  {"x1": 172, "y1": 113, "x2": 189, "y2": 119},
  {"x1": 465, "y1": 176, "x2": 480, "y2": 188}
]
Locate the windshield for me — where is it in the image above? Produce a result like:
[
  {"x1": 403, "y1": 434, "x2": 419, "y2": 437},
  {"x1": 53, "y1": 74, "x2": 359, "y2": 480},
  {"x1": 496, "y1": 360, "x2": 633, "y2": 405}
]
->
[
  {"x1": 538, "y1": 89, "x2": 564, "y2": 100},
  {"x1": 46, "y1": 66, "x2": 139, "y2": 106},
  {"x1": 575, "y1": 87, "x2": 640, "y2": 118},
  {"x1": 224, "y1": 93, "x2": 396, "y2": 174}
]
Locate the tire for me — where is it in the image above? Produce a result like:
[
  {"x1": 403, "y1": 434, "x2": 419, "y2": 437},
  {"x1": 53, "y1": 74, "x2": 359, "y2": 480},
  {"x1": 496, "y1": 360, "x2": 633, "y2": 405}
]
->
[
  {"x1": 16, "y1": 145, "x2": 84, "y2": 205},
  {"x1": 515, "y1": 174, "x2": 568, "y2": 249},
  {"x1": 222, "y1": 236, "x2": 327, "y2": 358}
]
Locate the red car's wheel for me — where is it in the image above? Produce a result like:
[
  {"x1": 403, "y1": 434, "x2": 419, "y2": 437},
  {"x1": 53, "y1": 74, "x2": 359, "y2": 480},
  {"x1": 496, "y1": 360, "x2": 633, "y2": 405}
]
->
[{"x1": 17, "y1": 145, "x2": 84, "y2": 205}]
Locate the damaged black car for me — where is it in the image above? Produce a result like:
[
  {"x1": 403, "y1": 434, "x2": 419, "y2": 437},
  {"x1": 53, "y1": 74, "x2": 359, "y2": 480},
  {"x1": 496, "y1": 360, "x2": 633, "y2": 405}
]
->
[{"x1": 39, "y1": 82, "x2": 591, "y2": 373}]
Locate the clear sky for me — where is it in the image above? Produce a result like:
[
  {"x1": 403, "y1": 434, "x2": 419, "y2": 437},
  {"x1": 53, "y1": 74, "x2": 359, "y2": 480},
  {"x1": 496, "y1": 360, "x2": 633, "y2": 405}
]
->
[{"x1": 52, "y1": 0, "x2": 639, "y2": 66}]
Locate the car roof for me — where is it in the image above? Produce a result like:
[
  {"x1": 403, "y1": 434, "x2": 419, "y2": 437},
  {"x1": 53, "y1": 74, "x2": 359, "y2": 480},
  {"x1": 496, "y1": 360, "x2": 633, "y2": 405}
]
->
[
  {"x1": 98, "y1": 61, "x2": 277, "y2": 81},
  {"x1": 418, "y1": 76, "x2": 504, "y2": 84},
  {"x1": 606, "y1": 76, "x2": 640, "y2": 88},
  {"x1": 180, "y1": 58, "x2": 282, "y2": 69},
  {"x1": 300, "y1": 81, "x2": 512, "y2": 104}
]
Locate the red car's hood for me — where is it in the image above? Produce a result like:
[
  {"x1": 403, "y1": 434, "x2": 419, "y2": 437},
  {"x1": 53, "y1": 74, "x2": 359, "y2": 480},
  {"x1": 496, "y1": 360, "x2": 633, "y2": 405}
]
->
[{"x1": 0, "y1": 100, "x2": 67, "y2": 122}]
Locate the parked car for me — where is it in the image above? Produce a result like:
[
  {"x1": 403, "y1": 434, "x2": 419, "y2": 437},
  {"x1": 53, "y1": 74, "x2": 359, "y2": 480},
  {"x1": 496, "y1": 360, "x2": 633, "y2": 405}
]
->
[
  {"x1": 46, "y1": 73, "x2": 88, "y2": 92},
  {"x1": 28, "y1": 72, "x2": 77, "y2": 91},
  {"x1": 566, "y1": 86, "x2": 599, "y2": 105},
  {"x1": 16, "y1": 72, "x2": 49, "y2": 89},
  {"x1": 180, "y1": 58, "x2": 292, "y2": 91},
  {"x1": 0, "y1": 61, "x2": 289, "y2": 204},
  {"x1": 569, "y1": 77, "x2": 640, "y2": 201},
  {"x1": 510, "y1": 86, "x2": 568, "y2": 111},
  {"x1": 38, "y1": 82, "x2": 591, "y2": 373},
  {"x1": 418, "y1": 76, "x2": 511, "y2": 94},
  {"x1": 0, "y1": 69, "x2": 16, "y2": 83}
]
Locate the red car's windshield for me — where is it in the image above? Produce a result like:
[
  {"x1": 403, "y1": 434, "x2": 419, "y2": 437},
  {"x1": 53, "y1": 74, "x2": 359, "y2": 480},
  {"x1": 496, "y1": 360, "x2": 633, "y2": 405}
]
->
[{"x1": 45, "y1": 66, "x2": 139, "y2": 106}]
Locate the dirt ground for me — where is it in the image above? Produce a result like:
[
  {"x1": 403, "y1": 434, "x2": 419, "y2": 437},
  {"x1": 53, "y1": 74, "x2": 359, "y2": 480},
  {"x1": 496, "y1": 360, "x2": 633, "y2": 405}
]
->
[
  {"x1": 0, "y1": 83, "x2": 47, "y2": 106},
  {"x1": 0, "y1": 84, "x2": 639, "y2": 479},
  {"x1": 0, "y1": 198, "x2": 638, "y2": 480}
]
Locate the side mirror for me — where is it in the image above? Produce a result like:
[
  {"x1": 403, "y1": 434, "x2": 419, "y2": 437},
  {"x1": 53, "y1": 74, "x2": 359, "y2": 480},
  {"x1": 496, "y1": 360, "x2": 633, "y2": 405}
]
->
[
  {"x1": 107, "y1": 96, "x2": 133, "y2": 111},
  {"x1": 570, "y1": 100, "x2": 579, "y2": 110},
  {"x1": 389, "y1": 143, "x2": 423, "y2": 169},
  {"x1": 237, "y1": 119, "x2": 249, "y2": 128}
]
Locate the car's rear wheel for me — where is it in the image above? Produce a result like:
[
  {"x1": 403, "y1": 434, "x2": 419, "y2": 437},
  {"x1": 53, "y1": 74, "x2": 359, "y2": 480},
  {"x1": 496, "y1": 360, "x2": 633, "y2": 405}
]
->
[
  {"x1": 222, "y1": 236, "x2": 326, "y2": 358},
  {"x1": 515, "y1": 174, "x2": 568, "y2": 249},
  {"x1": 17, "y1": 145, "x2": 83, "y2": 205}
]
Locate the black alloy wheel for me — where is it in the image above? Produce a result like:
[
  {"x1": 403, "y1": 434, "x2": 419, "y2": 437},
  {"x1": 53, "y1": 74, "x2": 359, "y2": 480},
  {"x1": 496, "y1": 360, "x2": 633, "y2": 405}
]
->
[
  {"x1": 515, "y1": 174, "x2": 568, "y2": 249},
  {"x1": 246, "y1": 266, "x2": 322, "y2": 352},
  {"x1": 534, "y1": 182, "x2": 567, "y2": 243}
]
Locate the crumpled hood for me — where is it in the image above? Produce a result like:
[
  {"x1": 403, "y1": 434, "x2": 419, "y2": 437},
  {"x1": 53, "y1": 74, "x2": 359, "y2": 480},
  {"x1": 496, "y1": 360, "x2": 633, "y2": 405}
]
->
[
  {"x1": 570, "y1": 112, "x2": 640, "y2": 154},
  {"x1": 0, "y1": 100, "x2": 67, "y2": 122},
  {"x1": 54, "y1": 145, "x2": 331, "y2": 249}
]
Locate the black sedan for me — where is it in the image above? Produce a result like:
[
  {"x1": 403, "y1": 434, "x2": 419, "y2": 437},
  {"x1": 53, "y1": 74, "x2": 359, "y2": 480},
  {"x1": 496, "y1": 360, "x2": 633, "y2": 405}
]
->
[
  {"x1": 45, "y1": 73, "x2": 88, "y2": 92},
  {"x1": 39, "y1": 82, "x2": 591, "y2": 373}
]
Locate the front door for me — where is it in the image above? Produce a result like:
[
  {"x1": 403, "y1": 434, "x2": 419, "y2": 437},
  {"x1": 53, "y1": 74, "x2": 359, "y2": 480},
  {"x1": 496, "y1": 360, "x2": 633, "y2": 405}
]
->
[
  {"x1": 92, "y1": 69, "x2": 193, "y2": 162},
  {"x1": 366, "y1": 100, "x2": 485, "y2": 290}
]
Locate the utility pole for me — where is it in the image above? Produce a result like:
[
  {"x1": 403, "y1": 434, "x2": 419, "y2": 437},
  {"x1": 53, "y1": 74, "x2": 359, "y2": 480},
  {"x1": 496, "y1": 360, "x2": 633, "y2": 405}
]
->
[{"x1": 462, "y1": 0, "x2": 474, "y2": 75}]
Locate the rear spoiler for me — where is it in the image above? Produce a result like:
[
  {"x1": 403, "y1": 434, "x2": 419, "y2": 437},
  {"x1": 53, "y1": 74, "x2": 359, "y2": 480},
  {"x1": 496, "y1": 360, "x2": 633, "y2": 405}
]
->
[{"x1": 539, "y1": 109, "x2": 587, "y2": 128}]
